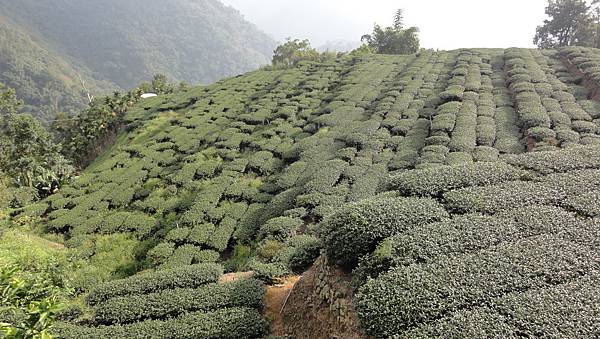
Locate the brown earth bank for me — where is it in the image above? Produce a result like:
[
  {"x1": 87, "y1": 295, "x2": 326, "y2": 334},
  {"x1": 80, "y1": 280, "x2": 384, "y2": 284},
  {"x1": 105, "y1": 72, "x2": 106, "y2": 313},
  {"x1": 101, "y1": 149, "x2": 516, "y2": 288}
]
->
[{"x1": 273, "y1": 255, "x2": 367, "y2": 339}]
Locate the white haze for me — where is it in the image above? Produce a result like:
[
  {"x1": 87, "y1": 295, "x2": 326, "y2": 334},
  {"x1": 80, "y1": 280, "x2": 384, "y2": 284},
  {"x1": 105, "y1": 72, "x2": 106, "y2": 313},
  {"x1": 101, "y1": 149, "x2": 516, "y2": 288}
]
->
[{"x1": 220, "y1": 0, "x2": 549, "y2": 50}]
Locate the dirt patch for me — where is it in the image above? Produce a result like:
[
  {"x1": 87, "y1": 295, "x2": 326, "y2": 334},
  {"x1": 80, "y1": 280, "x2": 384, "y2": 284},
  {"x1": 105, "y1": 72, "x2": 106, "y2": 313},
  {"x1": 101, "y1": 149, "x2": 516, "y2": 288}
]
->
[
  {"x1": 264, "y1": 275, "x2": 302, "y2": 335},
  {"x1": 47, "y1": 241, "x2": 65, "y2": 250},
  {"x1": 218, "y1": 271, "x2": 254, "y2": 283}
]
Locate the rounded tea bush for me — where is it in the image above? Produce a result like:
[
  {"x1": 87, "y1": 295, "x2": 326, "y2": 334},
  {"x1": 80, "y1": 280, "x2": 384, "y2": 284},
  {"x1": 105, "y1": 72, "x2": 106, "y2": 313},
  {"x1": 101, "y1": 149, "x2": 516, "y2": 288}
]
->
[{"x1": 319, "y1": 196, "x2": 448, "y2": 268}]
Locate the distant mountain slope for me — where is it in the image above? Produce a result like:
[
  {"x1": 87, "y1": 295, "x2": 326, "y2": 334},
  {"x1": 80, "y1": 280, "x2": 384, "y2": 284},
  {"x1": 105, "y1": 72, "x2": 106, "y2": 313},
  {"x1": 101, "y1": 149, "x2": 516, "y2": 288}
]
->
[
  {"x1": 0, "y1": 16, "x2": 114, "y2": 122},
  {"x1": 0, "y1": 0, "x2": 277, "y2": 89}
]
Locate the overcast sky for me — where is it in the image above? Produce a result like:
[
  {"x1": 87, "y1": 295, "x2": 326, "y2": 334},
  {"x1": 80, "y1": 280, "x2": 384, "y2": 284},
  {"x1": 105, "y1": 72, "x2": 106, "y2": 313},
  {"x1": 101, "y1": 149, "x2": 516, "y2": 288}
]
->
[{"x1": 220, "y1": 0, "x2": 549, "y2": 50}]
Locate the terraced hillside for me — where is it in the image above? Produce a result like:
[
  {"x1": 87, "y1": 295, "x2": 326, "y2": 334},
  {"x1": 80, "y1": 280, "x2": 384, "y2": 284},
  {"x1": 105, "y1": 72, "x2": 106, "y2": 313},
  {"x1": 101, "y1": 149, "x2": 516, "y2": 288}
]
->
[{"x1": 18, "y1": 47, "x2": 600, "y2": 337}]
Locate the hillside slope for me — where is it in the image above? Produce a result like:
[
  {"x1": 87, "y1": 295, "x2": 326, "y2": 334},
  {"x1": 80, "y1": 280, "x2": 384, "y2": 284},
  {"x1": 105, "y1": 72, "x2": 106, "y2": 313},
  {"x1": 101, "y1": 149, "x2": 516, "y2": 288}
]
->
[
  {"x1": 0, "y1": 16, "x2": 114, "y2": 122},
  {"x1": 18, "y1": 47, "x2": 600, "y2": 337},
  {"x1": 0, "y1": 0, "x2": 276, "y2": 89}
]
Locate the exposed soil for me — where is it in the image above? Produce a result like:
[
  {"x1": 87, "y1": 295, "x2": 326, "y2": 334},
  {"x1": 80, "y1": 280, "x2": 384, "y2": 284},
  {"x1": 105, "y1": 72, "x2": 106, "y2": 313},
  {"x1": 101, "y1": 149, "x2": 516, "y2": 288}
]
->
[
  {"x1": 47, "y1": 241, "x2": 66, "y2": 250},
  {"x1": 264, "y1": 275, "x2": 302, "y2": 335},
  {"x1": 218, "y1": 271, "x2": 253, "y2": 283}
]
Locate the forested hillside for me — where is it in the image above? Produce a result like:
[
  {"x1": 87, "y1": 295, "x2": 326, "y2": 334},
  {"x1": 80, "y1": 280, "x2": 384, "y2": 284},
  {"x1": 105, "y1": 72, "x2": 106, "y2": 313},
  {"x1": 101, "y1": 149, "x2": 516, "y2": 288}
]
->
[
  {"x1": 5, "y1": 46, "x2": 600, "y2": 337},
  {"x1": 0, "y1": 0, "x2": 276, "y2": 89},
  {"x1": 0, "y1": 0, "x2": 276, "y2": 122},
  {"x1": 0, "y1": 16, "x2": 114, "y2": 123}
]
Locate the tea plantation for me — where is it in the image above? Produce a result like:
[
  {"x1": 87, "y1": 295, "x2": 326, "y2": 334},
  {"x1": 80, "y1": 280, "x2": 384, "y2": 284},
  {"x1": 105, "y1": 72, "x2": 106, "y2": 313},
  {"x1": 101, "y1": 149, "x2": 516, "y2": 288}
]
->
[{"x1": 16, "y1": 47, "x2": 600, "y2": 337}]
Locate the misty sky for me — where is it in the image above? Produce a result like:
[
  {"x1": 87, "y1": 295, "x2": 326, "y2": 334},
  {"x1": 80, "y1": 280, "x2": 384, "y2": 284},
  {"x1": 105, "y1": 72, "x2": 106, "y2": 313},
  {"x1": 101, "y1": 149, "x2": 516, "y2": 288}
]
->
[{"x1": 220, "y1": 0, "x2": 549, "y2": 50}]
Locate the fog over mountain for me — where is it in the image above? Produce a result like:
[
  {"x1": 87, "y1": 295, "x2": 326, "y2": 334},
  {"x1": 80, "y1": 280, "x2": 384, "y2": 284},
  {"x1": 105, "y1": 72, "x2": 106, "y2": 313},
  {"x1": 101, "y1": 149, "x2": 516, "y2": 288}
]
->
[{"x1": 222, "y1": 0, "x2": 548, "y2": 49}]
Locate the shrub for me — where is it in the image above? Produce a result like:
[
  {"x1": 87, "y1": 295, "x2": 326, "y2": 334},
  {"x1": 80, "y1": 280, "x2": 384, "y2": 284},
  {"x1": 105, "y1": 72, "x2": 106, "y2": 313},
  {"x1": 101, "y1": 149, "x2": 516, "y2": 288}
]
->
[
  {"x1": 476, "y1": 116, "x2": 496, "y2": 146},
  {"x1": 247, "y1": 259, "x2": 289, "y2": 284},
  {"x1": 52, "y1": 307, "x2": 268, "y2": 339},
  {"x1": 548, "y1": 111, "x2": 571, "y2": 126},
  {"x1": 161, "y1": 245, "x2": 220, "y2": 268},
  {"x1": 494, "y1": 107, "x2": 524, "y2": 154},
  {"x1": 94, "y1": 279, "x2": 265, "y2": 324},
  {"x1": 356, "y1": 205, "x2": 578, "y2": 284},
  {"x1": 234, "y1": 203, "x2": 267, "y2": 243},
  {"x1": 86, "y1": 263, "x2": 223, "y2": 305},
  {"x1": 439, "y1": 85, "x2": 464, "y2": 102},
  {"x1": 389, "y1": 162, "x2": 525, "y2": 196},
  {"x1": 355, "y1": 235, "x2": 600, "y2": 337},
  {"x1": 399, "y1": 308, "x2": 516, "y2": 338},
  {"x1": 257, "y1": 217, "x2": 303, "y2": 242},
  {"x1": 320, "y1": 196, "x2": 448, "y2": 268},
  {"x1": 276, "y1": 235, "x2": 322, "y2": 272},
  {"x1": 189, "y1": 223, "x2": 216, "y2": 245},
  {"x1": 555, "y1": 127, "x2": 580, "y2": 144},
  {"x1": 517, "y1": 103, "x2": 550, "y2": 129},
  {"x1": 257, "y1": 240, "x2": 285, "y2": 261},
  {"x1": 564, "y1": 191, "x2": 600, "y2": 217},
  {"x1": 431, "y1": 113, "x2": 455, "y2": 132},
  {"x1": 444, "y1": 168, "x2": 600, "y2": 213},
  {"x1": 164, "y1": 227, "x2": 190, "y2": 244},
  {"x1": 473, "y1": 146, "x2": 500, "y2": 162},
  {"x1": 572, "y1": 120, "x2": 597, "y2": 134},
  {"x1": 527, "y1": 126, "x2": 556, "y2": 141},
  {"x1": 503, "y1": 145, "x2": 600, "y2": 174},
  {"x1": 146, "y1": 242, "x2": 175, "y2": 266},
  {"x1": 207, "y1": 218, "x2": 236, "y2": 251}
]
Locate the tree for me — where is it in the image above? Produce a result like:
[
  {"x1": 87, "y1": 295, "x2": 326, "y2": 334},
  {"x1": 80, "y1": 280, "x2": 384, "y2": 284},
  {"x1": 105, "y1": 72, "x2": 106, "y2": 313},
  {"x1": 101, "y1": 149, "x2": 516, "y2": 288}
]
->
[
  {"x1": 272, "y1": 38, "x2": 320, "y2": 67},
  {"x1": 0, "y1": 114, "x2": 73, "y2": 196},
  {"x1": 534, "y1": 0, "x2": 595, "y2": 48},
  {"x1": 0, "y1": 84, "x2": 22, "y2": 116},
  {"x1": 0, "y1": 85, "x2": 73, "y2": 197},
  {"x1": 139, "y1": 74, "x2": 175, "y2": 95},
  {"x1": 360, "y1": 9, "x2": 420, "y2": 55}
]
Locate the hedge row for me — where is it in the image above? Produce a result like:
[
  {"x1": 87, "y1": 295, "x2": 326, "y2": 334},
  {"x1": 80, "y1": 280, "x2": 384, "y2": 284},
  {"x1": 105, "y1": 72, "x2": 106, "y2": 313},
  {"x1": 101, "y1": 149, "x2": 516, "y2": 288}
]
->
[
  {"x1": 355, "y1": 234, "x2": 599, "y2": 336},
  {"x1": 320, "y1": 196, "x2": 448, "y2": 268},
  {"x1": 401, "y1": 272, "x2": 600, "y2": 338},
  {"x1": 87, "y1": 263, "x2": 223, "y2": 305},
  {"x1": 503, "y1": 144, "x2": 600, "y2": 174},
  {"x1": 443, "y1": 168, "x2": 600, "y2": 213},
  {"x1": 94, "y1": 279, "x2": 265, "y2": 324},
  {"x1": 53, "y1": 307, "x2": 268, "y2": 339},
  {"x1": 354, "y1": 205, "x2": 579, "y2": 283},
  {"x1": 389, "y1": 161, "x2": 526, "y2": 196}
]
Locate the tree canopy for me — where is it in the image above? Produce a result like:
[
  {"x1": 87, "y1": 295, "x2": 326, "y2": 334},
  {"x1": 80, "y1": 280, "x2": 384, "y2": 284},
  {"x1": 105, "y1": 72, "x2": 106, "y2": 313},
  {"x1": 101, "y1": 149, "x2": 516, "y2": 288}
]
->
[
  {"x1": 360, "y1": 9, "x2": 420, "y2": 55},
  {"x1": 272, "y1": 38, "x2": 321, "y2": 67},
  {"x1": 534, "y1": 0, "x2": 600, "y2": 48},
  {"x1": 0, "y1": 84, "x2": 73, "y2": 197}
]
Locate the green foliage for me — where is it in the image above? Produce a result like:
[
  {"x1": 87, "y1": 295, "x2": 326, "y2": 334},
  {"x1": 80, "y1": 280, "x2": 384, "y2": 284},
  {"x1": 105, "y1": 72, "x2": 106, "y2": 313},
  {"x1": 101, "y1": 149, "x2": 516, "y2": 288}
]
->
[
  {"x1": 320, "y1": 196, "x2": 448, "y2": 268},
  {"x1": 0, "y1": 19, "x2": 113, "y2": 123},
  {"x1": 53, "y1": 307, "x2": 268, "y2": 339},
  {"x1": 389, "y1": 162, "x2": 527, "y2": 196},
  {"x1": 534, "y1": 0, "x2": 598, "y2": 48},
  {"x1": 86, "y1": 263, "x2": 223, "y2": 305},
  {"x1": 361, "y1": 9, "x2": 420, "y2": 55},
  {"x1": 257, "y1": 217, "x2": 302, "y2": 242},
  {"x1": 94, "y1": 279, "x2": 265, "y2": 324},
  {"x1": 0, "y1": 0, "x2": 276, "y2": 89},
  {"x1": 355, "y1": 234, "x2": 600, "y2": 337},
  {"x1": 0, "y1": 86, "x2": 74, "y2": 196},
  {"x1": 272, "y1": 39, "x2": 321, "y2": 67},
  {"x1": 275, "y1": 235, "x2": 321, "y2": 272},
  {"x1": 0, "y1": 265, "x2": 65, "y2": 339},
  {"x1": 354, "y1": 206, "x2": 577, "y2": 284},
  {"x1": 247, "y1": 259, "x2": 289, "y2": 284}
]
